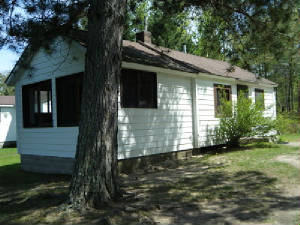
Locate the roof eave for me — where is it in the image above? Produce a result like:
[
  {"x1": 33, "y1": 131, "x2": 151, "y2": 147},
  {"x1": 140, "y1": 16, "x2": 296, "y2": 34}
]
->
[
  {"x1": 5, "y1": 45, "x2": 31, "y2": 86},
  {"x1": 236, "y1": 78, "x2": 278, "y2": 87},
  {"x1": 0, "y1": 104, "x2": 14, "y2": 107}
]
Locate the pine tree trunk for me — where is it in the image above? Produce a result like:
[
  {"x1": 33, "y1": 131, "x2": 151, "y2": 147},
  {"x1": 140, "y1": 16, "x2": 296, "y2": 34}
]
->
[
  {"x1": 298, "y1": 79, "x2": 300, "y2": 113},
  {"x1": 290, "y1": 74, "x2": 294, "y2": 111},
  {"x1": 69, "y1": 0, "x2": 126, "y2": 209},
  {"x1": 287, "y1": 62, "x2": 293, "y2": 112},
  {"x1": 284, "y1": 73, "x2": 288, "y2": 112}
]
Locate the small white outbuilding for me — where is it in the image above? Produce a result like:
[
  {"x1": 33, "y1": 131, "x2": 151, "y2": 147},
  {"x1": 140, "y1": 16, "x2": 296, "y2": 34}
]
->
[
  {"x1": 0, "y1": 96, "x2": 16, "y2": 148},
  {"x1": 5, "y1": 30, "x2": 277, "y2": 174}
]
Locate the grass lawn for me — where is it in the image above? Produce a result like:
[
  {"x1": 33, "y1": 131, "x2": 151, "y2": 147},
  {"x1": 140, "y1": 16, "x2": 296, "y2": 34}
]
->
[
  {"x1": 0, "y1": 137, "x2": 299, "y2": 225},
  {"x1": 280, "y1": 133, "x2": 300, "y2": 142},
  {"x1": 0, "y1": 148, "x2": 19, "y2": 166}
]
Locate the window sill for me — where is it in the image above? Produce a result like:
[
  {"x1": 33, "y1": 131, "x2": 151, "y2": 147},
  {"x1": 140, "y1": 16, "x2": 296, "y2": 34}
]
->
[
  {"x1": 121, "y1": 106, "x2": 158, "y2": 109},
  {"x1": 23, "y1": 126, "x2": 53, "y2": 129}
]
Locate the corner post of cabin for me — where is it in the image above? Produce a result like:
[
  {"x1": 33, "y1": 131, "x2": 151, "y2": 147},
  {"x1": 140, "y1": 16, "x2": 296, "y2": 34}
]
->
[
  {"x1": 51, "y1": 78, "x2": 57, "y2": 127},
  {"x1": 191, "y1": 78, "x2": 199, "y2": 148}
]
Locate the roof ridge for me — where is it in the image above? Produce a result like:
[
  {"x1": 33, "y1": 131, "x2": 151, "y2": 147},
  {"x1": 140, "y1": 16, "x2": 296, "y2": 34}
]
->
[
  {"x1": 6, "y1": 30, "x2": 277, "y2": 86},
  {"x1": 138, "y1": 41, "x2": 211, "y2": 74},
  {"x1": 137, "y1": 41, "x2": 263, "y2": 79},
  {"x1": 140, "y1": 41, "x2": 232, "y2": 65}
]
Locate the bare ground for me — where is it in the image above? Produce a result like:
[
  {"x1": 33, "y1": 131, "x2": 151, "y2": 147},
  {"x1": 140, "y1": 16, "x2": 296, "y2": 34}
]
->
[
  {"x1": 276, "y1": 141, "x2": 300, "y2": 169},
  {"x1": 276, "y1": 154, "x2": 300, "y2": 169}
]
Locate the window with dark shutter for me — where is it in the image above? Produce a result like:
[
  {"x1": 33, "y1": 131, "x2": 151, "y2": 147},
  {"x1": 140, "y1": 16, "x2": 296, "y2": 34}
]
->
[
  {"x1": 214, "y1": 84, "x2": 232, "y2": 117},
  {"x1": 22, "y1": 80, "x2": 52, "y2": 128},
  {"x1": 56, "y1": 73, "x2": 83, "y2": 127},
  {"x1": 121, "y1": 69, "x2": 157, "y2": 108},
  {"x1": 237, "y1": 84, "x2": 249, "y2": 99},
  {"x1": 255, "y1": 88, "x2": 264, "y2": 108}
]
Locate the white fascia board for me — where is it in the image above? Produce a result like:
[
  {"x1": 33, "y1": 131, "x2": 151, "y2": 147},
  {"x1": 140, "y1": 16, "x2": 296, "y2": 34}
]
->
[
  {"x1": 197, "y1": 72, "x2": 236, "y2": 83},
  {"x1": 5, "y1": 65, "x2": 19, "y2": 86},
  {"x1": 122, "y1": 62, "x2": 276, "y2": 88},
  {"x1": 122, "y1": 62, "x2": 197, "y2": 78},
  {"x1": 0, "y1": 105, "x2": 14, "y2": 107},
  {"x1": 198, "y1": 73, "x2": 277, "y2": 88},
  {"x1": 122, "y1": 62, "x2": 235, "y2": 82},
  {"x1": 235, "y1": 80, "x2": 277, "y2": 88}
]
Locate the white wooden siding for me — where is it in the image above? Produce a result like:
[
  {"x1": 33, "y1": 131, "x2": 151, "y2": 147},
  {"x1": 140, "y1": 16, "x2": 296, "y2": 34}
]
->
[
  {"x1": 264, "y1": 87, "x2": 276, "y2": 118},
  {"x1": 15, "y1": 40, "x2": 194, "y2": 158},
  {"x1": 15, "y1": 39, "x2": 84, "y2": 157},
  {"x1": 196, "y1": 79, "x2": 237, "y2": 147},
  {"x1": 0, "y1": 106, "x2": 16, "y2": 143},
  {"x1": 16, "y1": 73, "x2": 194, "y2": 159},
  {"x1": 195, "y1": 83, "x2": 276, "y2": 147},
  {"x1": 14, "y1": 38, "x2": 277, "y2": 159},
  {"x1": 118, "y1": 74, "x2": 194, "y2": 159}
]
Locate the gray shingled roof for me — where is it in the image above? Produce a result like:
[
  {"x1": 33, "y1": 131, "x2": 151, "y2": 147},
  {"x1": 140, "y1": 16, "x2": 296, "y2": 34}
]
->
[
  {"x1": 70, "y1": 30, "x2": 276, "y2": 86},
  {"x1": 6, "y1": 30, "x2": 276, "y2": 86},
  {"x1": 0, "y1": 96, "x2": 15, "y2": 105}
]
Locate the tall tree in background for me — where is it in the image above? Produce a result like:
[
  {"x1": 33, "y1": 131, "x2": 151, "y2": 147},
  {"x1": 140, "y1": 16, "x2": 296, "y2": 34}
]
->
[
  {"x1": 0, "y1": 73, "x2": 15, "y2": 96},
  {"x1": 1, "y1": 0, "x2": 298, "y2": 209},
  {"x1": 157, "y1": 0, "x2": 299, "y2": 113},
  {"x1": 272, "y1": 7, "x2": 300, "y2": 112},
  {"x1": 125, "y1": 0, "x2": 196, "y2": 52},
  {"x1": 193, "y1": 10, "x2": 228, "y2": 60}
]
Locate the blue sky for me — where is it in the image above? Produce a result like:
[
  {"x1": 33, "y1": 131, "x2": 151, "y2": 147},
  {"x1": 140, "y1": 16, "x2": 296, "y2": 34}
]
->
[{"x1": 0, "y1": 48, "x2": 21, "y2": 75}]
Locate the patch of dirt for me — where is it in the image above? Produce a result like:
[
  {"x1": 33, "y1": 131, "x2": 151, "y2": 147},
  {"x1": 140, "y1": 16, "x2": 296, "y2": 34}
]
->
[
  {"x1": 275, "y1": 146, "x2": 300, "y2": 199},
  {"x1": 276, "y1": 141, "x2": 300, "y2": 170},
  {"x1": 284, "y1": 142, "x2": 300, "y2": 147},
  {"x1": 276, "y1": 154, "x2": 300, "y2": 169}
]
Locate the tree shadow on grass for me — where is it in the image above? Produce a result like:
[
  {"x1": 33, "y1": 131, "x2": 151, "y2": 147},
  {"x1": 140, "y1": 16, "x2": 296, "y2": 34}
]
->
[
  {"x1": 123, "y1": 161, "x2": 300, "y2": 225},
  {"x1": 0, "y1": 163, "x2": 70, "y2": 225},
  {"x1": 198, "y1": 141, "x2": 280, "y2": 156},
  {"x1": 0, "y1": 159, "x2": 299, "y2": 225}
]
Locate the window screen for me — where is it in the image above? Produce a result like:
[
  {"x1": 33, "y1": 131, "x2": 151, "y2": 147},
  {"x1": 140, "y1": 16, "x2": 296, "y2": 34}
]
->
[
  {"x1": 121, "y1": 69, "x2": 157, "y2": 108},
  {"x1": 56, "y1": 73, "x2": 83, "y2": 127},
  {"x1": 255, "y1": 88, "x2": 264, "y2": 109},
  {"x1": 237, "y1": 84, "x2": 249, "y2": 99},
  {"x1": 22, "y1": 80, "x2": 52, "y2": 128},
  {"x1": 214, "y1": 84, "x2": 232, "y2": 117}
]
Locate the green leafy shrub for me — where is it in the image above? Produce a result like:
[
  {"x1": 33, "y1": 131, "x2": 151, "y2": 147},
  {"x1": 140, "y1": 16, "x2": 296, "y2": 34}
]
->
[
  {"x1": 215, "y1": 94, "x2": 275, "y2": 147},
  {"x1": 275, "y1": 112, "x2": 300, "y2": 135}
]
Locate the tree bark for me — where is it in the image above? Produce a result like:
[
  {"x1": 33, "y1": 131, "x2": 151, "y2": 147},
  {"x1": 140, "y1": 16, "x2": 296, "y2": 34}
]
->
[
  {"x1": 284, "y1": 72, "x2": 289, "y2": 112},
  {"x1": 298, "y1": 79, "x2": 300, "y2": 113},
  {"x1": 69, "y1": 0, "x2": 126, "y2": 208}
]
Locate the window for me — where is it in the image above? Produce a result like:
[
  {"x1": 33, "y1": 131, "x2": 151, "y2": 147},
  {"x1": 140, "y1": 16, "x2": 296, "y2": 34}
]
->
[
  {"x1": 255, "y1": 88, "x2": 264, "y2": 108},
  {"x1": 56, "y1": 73, "x2": 83, "y2": 127},
  {"x1": 121, "y1": 69, "x2": 157, "y2": 108},
  {"x1": 237, "y1": 84, "x2": 249, "y2": 99},
  {"x1": 22, "y1": 80, "x2": 52, "y2": 128},
  {"x1": 214, "y1": 84, "x2": 232, "y2": 117}
]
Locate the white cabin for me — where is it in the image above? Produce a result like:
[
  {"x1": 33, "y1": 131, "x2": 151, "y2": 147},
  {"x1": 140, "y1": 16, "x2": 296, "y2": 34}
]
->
[
  {"x1": 0, "y1": 96, "x2": 16, "y2": 148},
  {"x1": 6, "y1": 31, "x2": 277, "y2": 173}
]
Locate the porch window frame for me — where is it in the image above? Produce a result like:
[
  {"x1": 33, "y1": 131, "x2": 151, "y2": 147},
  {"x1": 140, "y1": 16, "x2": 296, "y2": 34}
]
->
[{"x1": 22, "y1": 79, "x2": 53, "y2": 128}]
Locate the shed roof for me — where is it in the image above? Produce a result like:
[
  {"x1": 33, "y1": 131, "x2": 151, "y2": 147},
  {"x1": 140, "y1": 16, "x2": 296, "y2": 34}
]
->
[{"x1": 0, "y1": 96, "x2": 15, "y2": 106}]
